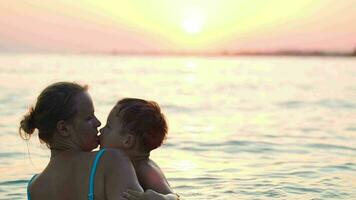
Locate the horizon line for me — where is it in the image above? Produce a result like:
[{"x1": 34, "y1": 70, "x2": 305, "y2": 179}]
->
[{"x1": 1, "y1": 49, "x2": 355, "y2": 57}]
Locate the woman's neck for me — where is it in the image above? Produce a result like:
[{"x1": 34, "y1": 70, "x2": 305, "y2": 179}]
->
[
  {"x1": 49, "y1": 133, "x2": 82, "y2": 159},
  {"x1": 50, "y1": 148, "x2": 82, "y2": 160}
]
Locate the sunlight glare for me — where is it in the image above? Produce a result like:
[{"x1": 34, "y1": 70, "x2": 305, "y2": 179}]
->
[
  {"x1": 182, "y1": 19, "x2": 202, "y2": 34},
  {"x1": 176, "y1": 159, "x2": 198, "y2": 171},
  {"x1": 185, "y1": 60, "x2": 197, "y2": 70},
  {"x1": 181, "y1": 7, "x2": 204, "y2": 34}
]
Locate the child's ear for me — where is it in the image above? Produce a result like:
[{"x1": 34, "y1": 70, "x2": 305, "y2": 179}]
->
[
  {"x1": 56, "y1": 120, "x2": 70, "y2": 137},
  {"x1": 123, "y1": 134, "x2": 135, "y2": 148}
]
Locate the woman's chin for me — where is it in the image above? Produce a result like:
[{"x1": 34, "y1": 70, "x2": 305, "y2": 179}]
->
[
  {"x1": 82, "y1": 144, "x2": 98, "y2": 151},
  {"x1": 99, "y1": 142, "x2": 106, "y2": 149},
  {"x1": 89, "y1": 139, "x2": 100, "y2": 151}
]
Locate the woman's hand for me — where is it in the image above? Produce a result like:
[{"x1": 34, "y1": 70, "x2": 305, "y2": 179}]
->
[{"x1": 123, "y1": 189, "x2": 179, "y2": 200}]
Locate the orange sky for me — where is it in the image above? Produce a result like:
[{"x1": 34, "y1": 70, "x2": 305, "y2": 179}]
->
[{"x1": 0, "y1": 0, "x2": 355, "y2": 53}]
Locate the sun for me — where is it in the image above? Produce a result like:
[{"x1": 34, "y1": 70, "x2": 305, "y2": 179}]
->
[
  {"x1": 181, "y1": 8, "x2": 204, "y2": 34},
  {"x1": 182, "y1": 18, "x2": 203, "y2": 34}
]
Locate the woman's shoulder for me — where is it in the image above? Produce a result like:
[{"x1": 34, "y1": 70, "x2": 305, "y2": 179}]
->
[
  {"x1": 28, "y1": 172, "x2": 54, "y2": 199},
  {"x1": 28, "y1": 173, "x2": 40, "y2": 191},
  {"x1": 93, "y1": 148, "x2": 128, "y2": 158},
  {"x1": 93, "y1": 148, "x2": 131, "y2": 168}
]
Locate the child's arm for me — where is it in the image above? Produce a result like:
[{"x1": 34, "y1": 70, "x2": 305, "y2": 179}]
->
[
  {"x1": 136, "y1": 160, "x2": 173, "y2": 194},
  {"x1": 124, "y1": 159, "x2": 179, "y2": 200},
  {"x1": 124, "y1": 189, "x2": 179, "y2": 200},
  {"x1": 137, "y1": 159, "x2": 173, "y2": 194}
]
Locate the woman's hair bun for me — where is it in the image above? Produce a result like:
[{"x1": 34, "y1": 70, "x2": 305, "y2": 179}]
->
[{"x1": 19, "y1": 107, "x2": 36, "y2": 139}]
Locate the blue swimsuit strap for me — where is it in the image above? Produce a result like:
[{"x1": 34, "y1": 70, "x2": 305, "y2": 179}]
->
[
  {"x1": 88, "y1": 149, "x2": 106, "y2": 200},
  {"x1": 27, "y1": 174, "x2": 38, "y2": 200}
]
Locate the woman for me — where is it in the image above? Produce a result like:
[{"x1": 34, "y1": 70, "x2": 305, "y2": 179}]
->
[{"x1": 20, "y1": 82, "x2": 143, "y2": 200}]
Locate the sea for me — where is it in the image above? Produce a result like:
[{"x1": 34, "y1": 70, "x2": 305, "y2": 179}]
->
[{"x1": 0, "y1": 54, "x2": 355, "y2": 199}]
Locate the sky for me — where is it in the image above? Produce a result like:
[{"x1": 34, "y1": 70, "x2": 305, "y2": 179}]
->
[{"x1": 0, "y1": 0, "x2": 355, "y2": 53}]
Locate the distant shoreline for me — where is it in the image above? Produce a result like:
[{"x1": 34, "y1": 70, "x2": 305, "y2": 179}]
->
[
  {"x1": 1, "y1": 50, "x2": 355, "y2": 57},
  {"x1": 78, "y1": 49, "x2": 356, "y2": 57}
]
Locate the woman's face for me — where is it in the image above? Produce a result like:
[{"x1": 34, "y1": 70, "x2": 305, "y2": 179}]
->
[{"x1": 68, "y1": 92, "x2": 101, "y2": 151}]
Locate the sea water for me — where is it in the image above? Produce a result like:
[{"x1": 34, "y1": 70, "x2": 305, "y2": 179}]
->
[{"x1": 0, "y1": 54, "x2": 355, "y2": 199}]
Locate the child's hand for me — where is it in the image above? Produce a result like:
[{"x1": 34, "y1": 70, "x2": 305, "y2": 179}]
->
[{"x1": 123, "y1": 189, "x2": 166, "y2": 200}]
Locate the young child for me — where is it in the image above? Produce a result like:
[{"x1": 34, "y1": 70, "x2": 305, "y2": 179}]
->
[{"x1": 100, "y1": 98, "x2": 179, "y2": 200}]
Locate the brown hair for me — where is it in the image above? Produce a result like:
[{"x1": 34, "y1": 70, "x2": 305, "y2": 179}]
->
[
  {"x1": 19, "y1": 82, "x2": 88, "y2": 147},
  {"x1": 116, "y1": 98, "x2": 168, "y2": 152}
]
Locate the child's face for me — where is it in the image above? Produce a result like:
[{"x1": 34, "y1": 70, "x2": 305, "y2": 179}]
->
[{"x1": 99, "y1": 106, "x2": 128, "y2": 149}]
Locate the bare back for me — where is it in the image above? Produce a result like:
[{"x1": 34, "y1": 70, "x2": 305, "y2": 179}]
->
[{"x1": 29, "y1": 149, "x2": 143, "y2": 200}]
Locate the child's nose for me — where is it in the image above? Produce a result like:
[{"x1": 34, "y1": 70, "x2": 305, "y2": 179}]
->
[
  {"x1": 95, "y1": 117, "x2": 101, "y2": 127},
  {"x1": 99, "y1": 127, "x2": 104, "y2": 134}
]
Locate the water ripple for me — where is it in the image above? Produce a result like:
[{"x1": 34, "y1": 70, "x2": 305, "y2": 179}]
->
[
  {"x1": 278, "y1": 101, "x2": 307, "y2": 108},
  {"x1": 0, "y1": 152, "x2": 24, "y2": 158},
  {"x1": 0, "y1": 179, "x2": 28, "y2": 186},
  {"x1": 277, "y1": 99, "x2": 356, "y2": 110},
  {"x1": 320, "y1": 163, "x2": 356, "y2": 172},
  {"x1": 317, "y1": 99, "x2": 356, "y2": 109},
  {"x1": 280, "y1": 185, "x2": 323, "y2": 194},
  {"x1": 305, "y1": 143, "x2": 356, "y2": 152},
  {"x1": 161, "y1": 104, "x2": 192, "y2": 113}
]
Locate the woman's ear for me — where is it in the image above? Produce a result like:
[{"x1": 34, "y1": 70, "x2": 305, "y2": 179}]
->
[
  {"x1": 123, "y1": 134, "x2": 136, "y2": 148},
  {"x1": 56, "y1": 120, "x2": 70, "y2": 137}
]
